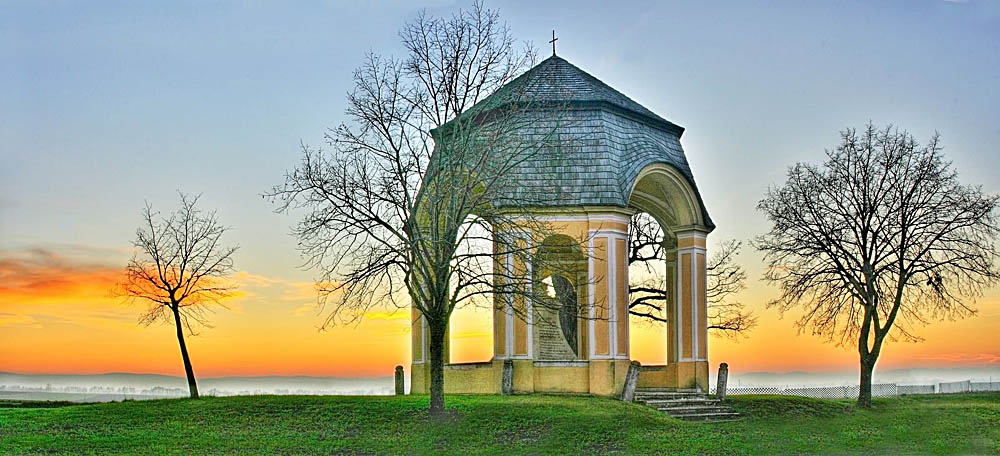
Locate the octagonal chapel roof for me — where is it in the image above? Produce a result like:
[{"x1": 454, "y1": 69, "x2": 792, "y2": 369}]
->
[{"x1": 444, "y1": 55, "x2": 713, "y2": 229}]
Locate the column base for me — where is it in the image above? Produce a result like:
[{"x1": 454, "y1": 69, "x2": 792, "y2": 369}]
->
[
  {"x1": 588, "y1": 359, "x2": 632, "y2": 396},
  {"x1": 410, "y1": 362, "x2": 429, "y2": 394},
  {"x1": 674, "y1": 360, "x2": 710, "y2": 391}
]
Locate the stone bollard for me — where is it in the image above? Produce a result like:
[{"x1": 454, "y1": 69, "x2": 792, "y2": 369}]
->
[
  {"x1": 394, "y1": 365, "x2": 404, "y2": 395},
  {"x1": 717, "y1": 362, "x2": 729, "y2": 401},
  {"x1": 501, "y1": 359, "x2": 513, "y2": 395},
  {"x1": 621, "y1": 361, "x2": 641, "y2": 402}
]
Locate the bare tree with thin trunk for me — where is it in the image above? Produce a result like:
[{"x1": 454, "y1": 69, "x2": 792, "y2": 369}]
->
[
  {"x1": 627, "y1": 213, "x2": 757, "y2": 337},
  {"x1": 267, "y1": 2, "x2": 577, "y2": 415},
  {"x1": 756, "y1": 123, "x2": 999, "y2": 407},
  {"x1": 114, "y1": 192, "x2": 239, "y2": 399}
]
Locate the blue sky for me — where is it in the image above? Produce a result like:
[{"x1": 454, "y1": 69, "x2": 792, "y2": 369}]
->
[
  {"x1": 3, "y1": 0, "x2": 998, "y2": 277},
  {"x1": 2, "y1": 1, "x2": 999, "y2": 375},
  {"x1": 3, "y1": 0, "x2": 998, "y2": 259}
]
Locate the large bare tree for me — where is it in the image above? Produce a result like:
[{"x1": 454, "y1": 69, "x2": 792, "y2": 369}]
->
[
  {"x1": 756, "y1": 123, "x2": 999, "y2": 407},
  {"x1": 268, "y1": 3, "x2": 575, "y2": 414},
  {"x1": 627, "y1": 213, "x2": 757, "y2": 336},
  {"x1": 115, "y1": 193, "x2": 238, "y2": 399}
]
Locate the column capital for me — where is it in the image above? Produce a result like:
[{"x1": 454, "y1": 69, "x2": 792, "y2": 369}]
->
[
  {"x1": 671, "y1": 225, "x2": 712, "y2": 238},
  {"x1": 674, "y1": 228, "x2": 709, "y2": 250}
]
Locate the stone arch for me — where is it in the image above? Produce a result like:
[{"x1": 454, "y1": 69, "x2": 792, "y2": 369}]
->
[
  {"x1": 626, "y1": 162, "x2": 706, "y2": 230},
  {"x1": 625, "y1": 162, "x2": 712, "y2": 390}
]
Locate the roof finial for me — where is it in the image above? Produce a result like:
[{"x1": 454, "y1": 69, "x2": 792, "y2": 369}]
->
[{"x1": 549, "y1": 30, "x2": 558, "y2": 57}]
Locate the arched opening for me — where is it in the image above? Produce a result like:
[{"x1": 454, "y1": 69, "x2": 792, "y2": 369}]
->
[
  {"x1": 626, "y1": 211, "x2": 675, "y2": 366},
  {"x1": 533, "y1": 234, "x2": 587, "y2": 360},
  {"x1": 625, "y1": 163, "x2": 706, "y2": 368},
  {"x1": 448, "y1": 214, "x2": 495, "y2": 364}
]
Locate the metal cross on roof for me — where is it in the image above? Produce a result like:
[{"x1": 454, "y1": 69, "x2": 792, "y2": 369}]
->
[{"x1": 549, "y1": 30, "x2": 558, "y2": 56}]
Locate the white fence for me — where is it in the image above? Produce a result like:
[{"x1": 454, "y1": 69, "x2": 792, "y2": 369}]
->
[
  {"x1": 897, "y1": 384, "x2": 935, "y2": 395},
  {"x1": 715, "y1": 383, "x2": 897, "y2": 399},
  {"x1": 937, "y1": 380, "x2": 1000, "y2": 394},
  {"x1": 713, "y1": 379, "x2": 1000, "y2": 399},
  {"x1": 972, "y1": 382, "x2": 1000, "y2": 392}
]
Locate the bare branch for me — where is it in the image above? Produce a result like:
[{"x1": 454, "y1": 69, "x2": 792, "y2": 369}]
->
[{"x1": 755, "y1": 122, "x2": 999, "y2": 406}]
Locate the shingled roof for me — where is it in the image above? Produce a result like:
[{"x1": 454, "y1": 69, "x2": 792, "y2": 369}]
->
[
  {"x1": 447, "y1": 55, "x2": 713, "y2": 229},
  {"x1": 491, "y1": 56, "x2": 685, "y2": 136}
]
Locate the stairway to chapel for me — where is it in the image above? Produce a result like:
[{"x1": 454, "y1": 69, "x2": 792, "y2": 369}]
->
[{"x1": 634, "y1": 388, "x2": 740, "y2": 422}]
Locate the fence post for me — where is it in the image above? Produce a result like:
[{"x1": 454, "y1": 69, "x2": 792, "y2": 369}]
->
[
  {"x1": 501, "y1": 359, "x2": 513, "y2": 395},
  {"x1": 717, "y1": 363, "x2": 729, "y2": 400},
  {"x1": 621, "y1": 361, "x2": 641, "y2": 402},
  {"x1": 394, "y1": 365, "x2": 404, "y2": 395}
]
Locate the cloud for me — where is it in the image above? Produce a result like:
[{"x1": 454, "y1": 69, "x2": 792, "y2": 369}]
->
[
  {"x1": 0, "y1": 244, "x2": 415, "y2": 335},
  {"x1": 0, "y1": 312, "x2": 42, "y2": 328},
  {"x1": 913, "y1": 353, "x2": 1000, "y2": 364},
  {"x1": 293, "y1": 301, "x2": 321, "y2": 318},
  {"x1": 230, "y1": 270, "x2": 281, "y2": 287},
  {"x1": 0, "y1": 246, "x2": 124, "y2": 306},
  {"x1": 223, "y1": 272, "x2": 320, "y2": 317}
]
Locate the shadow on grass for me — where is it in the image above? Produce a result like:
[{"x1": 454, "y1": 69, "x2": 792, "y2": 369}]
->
[
  {"x1": 0, "y1": 400, "x2": 89, "y2": 409},
  {"x1": 727, "y1": 395, "x2": 855, "y2": 418}
]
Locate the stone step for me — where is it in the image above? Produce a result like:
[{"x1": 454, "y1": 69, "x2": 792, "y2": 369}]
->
[
  {"x1": 635, "y1": 394, "x2": 710, "y2": 402},
  {"x1": 634, "y1": 390, "x2": 705, "y2": 395},
  {"x1": 634, "y1": 389, "x2": 740, "y2": 422},
  {"x1": 638, "y1": 398, "x2": 720, "y2": 407},
  {"x1": 655, "y1": 406, "x2": 734, "y2": 415},
  {"x1": 635, "y1": 388, "x2": 701, "y2": 393},
  {"x1": 634, "y1": 391, "x2": 707, "y2": 397},
  {"x1": 647, "y1": 402, "x2": 723, "y2": 410},
  {"x1": 675, "y1": 411, "x2": 741, "y2": 422}
]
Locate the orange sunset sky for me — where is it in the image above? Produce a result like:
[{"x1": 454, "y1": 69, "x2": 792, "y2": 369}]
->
[
  {"x1": 1, "y1": 244, "x2": 998, "y2": 379},
  {"x1": 2, "y1": 1, "x2": 999, "y2": 380}
]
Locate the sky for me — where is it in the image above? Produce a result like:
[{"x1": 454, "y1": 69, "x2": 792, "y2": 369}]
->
[{"x1": 2, "y1": 0, "x2": 999, "y2": 380}]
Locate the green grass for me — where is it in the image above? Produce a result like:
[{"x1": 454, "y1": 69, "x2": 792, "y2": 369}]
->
[{"x1": 1, "y1": 393, "x2": 998, "y2": 455}]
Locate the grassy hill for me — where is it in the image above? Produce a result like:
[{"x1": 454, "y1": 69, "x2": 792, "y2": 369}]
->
[{"x1": 1, "y1": 393, "x2": 998, "y2": 454}]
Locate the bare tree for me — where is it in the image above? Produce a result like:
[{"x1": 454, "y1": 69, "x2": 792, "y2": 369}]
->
[
  {"x1": 627, "y1": 213, "x2": 757, "y2": 336},
  {"x1": 114, "y1": 193, "x2": 239, "y2": 399},
  {"x1": 756, "y1": 123, "x2": 999, "y2": 407},
  {"x1": 267, "y1": 2, "x2": 576, "y2": 414}
]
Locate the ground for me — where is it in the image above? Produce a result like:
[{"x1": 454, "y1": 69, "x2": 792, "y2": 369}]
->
[{"x1": 1, "y1": 393, "x2": 998, "y2": 454}]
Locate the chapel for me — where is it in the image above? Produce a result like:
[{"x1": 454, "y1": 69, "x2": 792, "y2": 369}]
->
[{"x1": 410, "y1": 54, "x2": 713, "y2": 396}]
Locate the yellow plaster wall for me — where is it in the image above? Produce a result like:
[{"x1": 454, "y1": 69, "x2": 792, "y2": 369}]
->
[
  {"x1": 615, "y1": 237, "x2": 627, "y2": 358},
  {"x1": 512, "y1": 359, "x2": 535, "y2": 392},
  {"x1": 593, "y1": 237, "x2": 609, "y2": 357},
  {"x1": 413, "y1": 359, "x2": 703, "y2": 395},
  {"x1": 410, "y1": 363, "x2": 428, "y2": 394},
  {"x1": 411, "y1": 307, "x2": 423, "y2": 363},
  {"x1": 533, "y1": 365, "x2": 590, "y2": 393},
  {"x1": 587, "y1": 359, "x2": 630, "y2": 396},
  {"x1": 680, "y1": 252, "x2": 693, "y2": 359},
  {"x1": 411, "y1": 212, "x2": 711, "y2": 397},
  {"x1": 677, "y1": 235, "x2": 707, "y2": 249},
  {"x1": 443, "y1": 362, "x2": 502, "y2": 394},
  {"x1": 494, "y1": 306, "x2": 506, "y2": 358},
  {"x1": 674, "y1": 360, "x2": 709, "y2": 391},
  {"x1": 697, "y1": 252, "x2": 708, "y2": 359},
  {"x1": 636, "y1": 364, "x2": 678, "y2": 388},
  {"x1": 513, "y1": 249, "x2": 529, "y2": 357}
]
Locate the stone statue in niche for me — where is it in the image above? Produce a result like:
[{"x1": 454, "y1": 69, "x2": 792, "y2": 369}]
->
[{"x1": 552, "y1": 275, "x2": 578, "y2": 357}]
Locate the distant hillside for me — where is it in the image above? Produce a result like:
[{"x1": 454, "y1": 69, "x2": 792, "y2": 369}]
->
[
  {"x1": 0, "y1": 372, "x2": 394, "y2": 396},
  {"x1": 722, "y1": 366, "x2": 1000, "y2": 387}
]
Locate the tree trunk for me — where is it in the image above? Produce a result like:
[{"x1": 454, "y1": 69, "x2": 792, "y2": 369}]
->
[
  {"x1": 172, "y1": 308, "x2": 200, "y2": 399},
  {"x1": 428, "y1": 321, "x2": 446, "y2": 415},
  {"x1": 857, "y1": 356, "x2": 875, "y2": 408}
]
